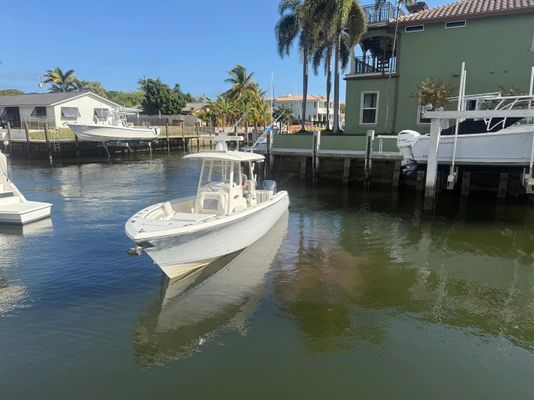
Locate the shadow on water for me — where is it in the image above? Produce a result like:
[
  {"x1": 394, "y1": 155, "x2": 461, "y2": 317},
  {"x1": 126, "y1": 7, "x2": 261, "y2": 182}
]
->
[
  {"x1": 133, "y1": 213, "x2": 289, "y2": 367},
  {"x1": 273, "y1": 178, "x2": 534, "y2": 353}
]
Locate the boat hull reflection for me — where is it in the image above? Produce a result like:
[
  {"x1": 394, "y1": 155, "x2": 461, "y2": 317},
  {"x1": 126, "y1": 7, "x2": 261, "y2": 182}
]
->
[{"x1": 133, "y1": 212, "x2": 288, "y2": 366}]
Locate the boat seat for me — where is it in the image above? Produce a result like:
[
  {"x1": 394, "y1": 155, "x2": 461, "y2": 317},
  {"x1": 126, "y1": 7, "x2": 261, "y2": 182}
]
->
[
  {"x1": 196, "y1": 191, "x2": 228, "y2": 216},
  {"x1": 162, "y1": 201, "x2": 175, "y2": 220}
]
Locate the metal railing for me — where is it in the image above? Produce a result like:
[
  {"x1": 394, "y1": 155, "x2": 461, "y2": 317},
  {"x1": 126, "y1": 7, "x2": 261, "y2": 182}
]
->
[
  {"x1": 363, "y1": 3, "x2": 405, "y2": 25},
  {"x1": 354, "y1": 55, "x2": 398, "y2": 74}
]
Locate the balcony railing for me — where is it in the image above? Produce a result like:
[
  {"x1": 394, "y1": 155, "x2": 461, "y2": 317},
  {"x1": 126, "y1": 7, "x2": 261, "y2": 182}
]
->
[
  {"x1": 354, "y1": 55, "x2": 398, "y2": 75},
  {"x1": 363, "y1": 2, "x2": 405, "y2": 25}
]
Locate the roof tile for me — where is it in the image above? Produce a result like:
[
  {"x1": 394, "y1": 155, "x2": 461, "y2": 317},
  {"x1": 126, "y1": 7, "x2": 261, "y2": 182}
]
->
[{"x1": 396, "y1": 0, "x2": 534, "y2": 25}]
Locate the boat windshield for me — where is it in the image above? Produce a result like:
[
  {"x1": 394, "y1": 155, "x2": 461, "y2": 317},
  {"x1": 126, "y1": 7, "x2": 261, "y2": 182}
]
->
[{"x1": 199, "y1": 160, "x2": 237, "y2": 187}]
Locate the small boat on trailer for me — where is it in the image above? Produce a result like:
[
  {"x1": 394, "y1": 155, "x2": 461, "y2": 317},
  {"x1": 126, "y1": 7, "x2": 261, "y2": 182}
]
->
[
  {"x1": 125, "y1": 136, "x2": 290, "y2": 279},
  {"x1": 0, "y1": 151, "x2": 52, "y2": 225},
  {"x1": 67, "y1": 108, "x2": 160, "y2": 142}
]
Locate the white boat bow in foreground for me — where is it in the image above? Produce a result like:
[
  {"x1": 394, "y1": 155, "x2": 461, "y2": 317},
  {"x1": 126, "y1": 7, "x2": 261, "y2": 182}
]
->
[{"x1": 125, "y1": 136, "x2": 289, "y2": 279}]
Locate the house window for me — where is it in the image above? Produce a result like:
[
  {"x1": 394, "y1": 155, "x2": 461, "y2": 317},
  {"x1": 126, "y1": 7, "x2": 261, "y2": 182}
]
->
[
  {"x1": 31, "y1": 106, "x2": 47, "y2": 117},
  {"x1": 61, "y1": 107, "x2": 81, "y2": 119},
  {"x1": 445, "y1": 20, "x2": 466, "y2": 29},
  {"x1": 405, "y1": 25, "x2": 424, "y2": 33},
  {"x1": 360, "y1": 92, "x2": 379, "y2": 125},
  {"x1": 94, "y1": 108, "x2": 110, "y2": 120},
  {"x1": 0, "y1": 107, "x2": 21, "y2": 128}
]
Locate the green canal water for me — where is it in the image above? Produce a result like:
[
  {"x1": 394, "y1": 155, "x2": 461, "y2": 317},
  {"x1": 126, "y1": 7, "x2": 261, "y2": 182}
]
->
[{"x1": 1, "y1": 154, "x2": 534, "y2": 399}]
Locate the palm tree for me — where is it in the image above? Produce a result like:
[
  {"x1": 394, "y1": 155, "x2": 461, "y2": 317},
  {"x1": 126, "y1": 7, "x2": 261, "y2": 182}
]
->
[
  {"x1": 374, "y1": 0, "x2": 414, "y2": 132},
  {"x1": 43, "y1": 67, "x2": 81, "y2": 92},
  {"x1": 275, "y1": 0, "x2": 316, "y2": 132},
  {"x1": 224, "y1": 65, "x2": 258, "y2": 101},
  {"x1": 305, "y1": 0, "x2": 367, "y2": 134}
]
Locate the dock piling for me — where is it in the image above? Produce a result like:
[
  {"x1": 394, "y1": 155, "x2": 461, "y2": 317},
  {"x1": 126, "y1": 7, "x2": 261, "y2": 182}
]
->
[
  {"x1": 498, "y1": 173, "x2": 509, "y2": 199},
  {"x1": 6, "y1": 122, "x2": 13, "y2": 156},
  {"x1": 23, "y1": 121, "x2": 31, "y2": 159},
  {"x1": 424, "y1": 119, "x2": 441, "y2": 209},
  {"x1": 364, "y1": 130, "x2": 374, "y2": 185},
  {"x1": 43, "y1": 123, "x2": 53, "y2": 164},
  {"x1": 343, "y1": 158, "x2": 351, "y2": 184},
  {"x1": 461, "y1": 171, "x2": 471, "y2": 197}
]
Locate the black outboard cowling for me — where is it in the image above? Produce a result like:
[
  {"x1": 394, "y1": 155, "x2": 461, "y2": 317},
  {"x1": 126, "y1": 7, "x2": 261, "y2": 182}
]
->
[{"x1": 263, "y1": 180, "x2": 277, "y2": 193}]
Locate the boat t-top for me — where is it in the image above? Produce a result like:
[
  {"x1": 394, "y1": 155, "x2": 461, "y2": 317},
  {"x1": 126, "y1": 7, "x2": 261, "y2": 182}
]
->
[
  {"x1": 125, "y1": 136, "x2": 289, "y2": 279},
  {"x1": 67, "y1": 107, "x2": 160, "y2": 142}
]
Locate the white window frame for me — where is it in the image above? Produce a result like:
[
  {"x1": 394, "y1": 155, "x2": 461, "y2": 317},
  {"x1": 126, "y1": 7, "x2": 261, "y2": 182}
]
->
[
  {"x1": 360, "y1": 91, "x2": 379, "y2": 125},
  {"x1": 445, "y1": 20, "x2": 466, "y2": 29},
  {"x1": 405, "y1": 25, "x2": 424, "y2": 33}
]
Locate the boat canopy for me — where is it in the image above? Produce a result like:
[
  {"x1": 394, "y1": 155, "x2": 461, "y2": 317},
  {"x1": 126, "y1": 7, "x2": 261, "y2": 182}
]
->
[{"x1": 185, "y1": 151, "x2": 264, "y2": 162}]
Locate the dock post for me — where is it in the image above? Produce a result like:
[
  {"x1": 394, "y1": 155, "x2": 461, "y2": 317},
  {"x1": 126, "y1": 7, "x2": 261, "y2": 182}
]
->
[
  {"x1": 416, "y1": 170, "x2": 425, "y2": 192},
  {"x1": 312, "y1": 130, "x2": 321, "y2": 183},
  {"x1": 266, "y1": 130, "x2": 272, "y2": 179},
  {"x1": 461, "y1": 171, "x2": 471, "y2": 197},
  {"x1": 6, "y1": 122, "x2": 13, "y2": 156},
  {"x1": 364, "y1": 130, "x2": 374, "y2": 186},
  {"x1": 196, "y1": 124, "x2": 200, "y2": 152},
  {"x1": 165, "y1": 121, "x2": 170, "y2": 152},
  {"x1": 181, "y1": 122, "x2": 186, "y2": 152},
  {"x1": 343, "y1": 158, "x2": 351, "y2": 184},
  {"x1": 44, "y1": 123, "x2": 53, "y2": 164},
  {"x1": 300, "y1": 157, "x2": 307, "y2": 180},
  {"x1": 424, "y1": 119, "x2": 441, "y2": 209},
  {"x1": 74, "y1": 135, "x2": 80, "y2": 159},
  {"x1": 392, "y1": 159, "x2": 401, "y2": 188},
  {"x1": 497, "y1": 173, "x2": 509, "y2": 199},
  {"x1": 23, "y1": 121, "x2": 31, "y2": 159}
]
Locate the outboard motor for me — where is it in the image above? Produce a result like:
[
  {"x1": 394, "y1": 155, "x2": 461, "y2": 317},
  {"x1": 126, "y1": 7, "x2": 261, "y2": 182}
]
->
[
  {"x1": 397, "y1": 130, "x2": 420, "y2": 175},
  {"x1": 263, "y1": 180, "x2": 277, "y2": 194}
]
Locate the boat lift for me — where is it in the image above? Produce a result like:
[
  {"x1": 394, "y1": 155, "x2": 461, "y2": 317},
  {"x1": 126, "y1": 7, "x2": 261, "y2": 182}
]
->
[{"x1": 422, "y1": 64, "x2": 534, "y2": 208}]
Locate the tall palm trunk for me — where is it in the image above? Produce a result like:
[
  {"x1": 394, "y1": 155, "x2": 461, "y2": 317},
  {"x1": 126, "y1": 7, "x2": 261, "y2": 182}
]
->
[
  {"x1": 301, "y1": 49, "x2": 309, "y2": 131},
  {"x1": 325, "y1": 54, "x2": 332, "y2": 130},
  {"x1": 333, "y1": 34, "x2": 341, "y2": 134}
]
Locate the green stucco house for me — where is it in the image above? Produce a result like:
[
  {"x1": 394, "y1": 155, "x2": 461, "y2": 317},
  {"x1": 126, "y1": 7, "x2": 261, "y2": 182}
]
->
[{"x1": 344, "y1": 0, "x2": 534, "y2": 136}]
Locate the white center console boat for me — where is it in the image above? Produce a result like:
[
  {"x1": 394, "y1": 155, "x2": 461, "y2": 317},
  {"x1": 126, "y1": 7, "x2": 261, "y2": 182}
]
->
[{"x1": 125, "y1": 136, "x2": 290, "y2": 279}]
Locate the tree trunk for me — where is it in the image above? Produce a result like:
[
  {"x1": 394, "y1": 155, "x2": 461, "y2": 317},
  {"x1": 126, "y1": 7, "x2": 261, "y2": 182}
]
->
[
  {"x1": 333, "y1": 34, "x2": 341, "y2": 134},
  {"x1": 301, "y1": 49, "x2": 309, "y2": 132},
  {"x1": 326, "y1": 52, "x2": 332, "y2": 130}
]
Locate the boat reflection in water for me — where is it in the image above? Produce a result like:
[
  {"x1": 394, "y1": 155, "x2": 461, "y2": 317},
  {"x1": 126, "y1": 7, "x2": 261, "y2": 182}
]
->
[
  {"x1": 133, "y1": 212, "x2": 288, "y2": 366},
  {"x1": 0, "y1": 218, "x2": 53, "y2": 236}
]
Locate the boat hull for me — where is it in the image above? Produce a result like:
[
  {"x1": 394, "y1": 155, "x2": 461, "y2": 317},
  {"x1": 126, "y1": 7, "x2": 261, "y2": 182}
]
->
[
  {"x1": 0, "y1": 201, "x2": 52, "y2": 225},
  {"x1": 407, "y1": 126, "x2": 534, "y2": 166},
  {"x1": 139, "y1": 192, "x2": 289, "y2": 279},
  {"x1": 67, "y1": 123, "x2": 159, "y2": 142}
]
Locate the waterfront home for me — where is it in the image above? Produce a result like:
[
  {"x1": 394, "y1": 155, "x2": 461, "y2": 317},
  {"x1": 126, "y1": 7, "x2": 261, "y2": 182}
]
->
[
  {"x1": 344, "y1": 0, "x2": 534, "y2": 136},
  {"x1": 264, "y1": 94, "x2": 344, "y2": 127},
  {"x1": 0, "y1": 92, "x2": 122, "y2": 130}
]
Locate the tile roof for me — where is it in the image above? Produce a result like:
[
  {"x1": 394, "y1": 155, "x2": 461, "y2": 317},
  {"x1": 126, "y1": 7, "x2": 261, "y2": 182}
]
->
[
  {"x1": 265, "y1": 95, "x2": 327, "y2": 102},
  {"x1": 396, "y1": 0, "x2": 534, "y2": 25}
]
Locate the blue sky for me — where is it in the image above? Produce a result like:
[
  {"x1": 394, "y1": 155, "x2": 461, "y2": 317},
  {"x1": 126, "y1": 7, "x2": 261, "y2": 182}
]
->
[{"x1": 0, "y1": 0, "x2": 447, "y2": 99}]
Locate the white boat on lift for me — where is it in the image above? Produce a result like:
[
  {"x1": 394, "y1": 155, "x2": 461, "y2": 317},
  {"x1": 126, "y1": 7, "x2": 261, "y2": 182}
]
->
[
  {"x1": 125, "y1": 136, "x2": 290, "y2": 279},
  {"x1": 0, "y1": 151, "x2": 52, "y2": 225},
  {"x1": 67, "y1": 108, "x2": 160, "y2": 142},
  {"x1": 397, "y1": 93, "x2": 534, "y2": 170}
]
